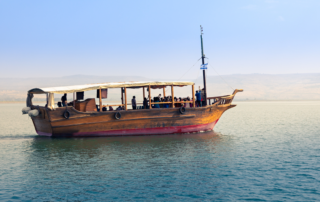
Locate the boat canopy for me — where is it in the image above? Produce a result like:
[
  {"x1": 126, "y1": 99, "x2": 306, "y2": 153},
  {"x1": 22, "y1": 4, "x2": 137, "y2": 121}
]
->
[{"x1": 28, "y1": 81, "x2": 195, "y2": 94}]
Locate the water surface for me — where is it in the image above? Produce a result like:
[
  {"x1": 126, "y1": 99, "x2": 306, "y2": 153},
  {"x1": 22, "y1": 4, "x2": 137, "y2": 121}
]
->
[{"x1": 0, "y1": 102, "x2": 319, "y2": 201}]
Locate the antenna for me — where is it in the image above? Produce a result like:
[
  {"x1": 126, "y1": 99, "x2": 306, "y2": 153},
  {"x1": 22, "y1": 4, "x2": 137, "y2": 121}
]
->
[{"x1": 200, "y1": 25, "x2": 203, "y2": 35}]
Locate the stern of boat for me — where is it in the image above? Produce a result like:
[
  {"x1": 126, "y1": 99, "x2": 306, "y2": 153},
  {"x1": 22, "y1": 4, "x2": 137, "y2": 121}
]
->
[{"x1": 26, "y1": 107, "x2": 53, "y2": 136}]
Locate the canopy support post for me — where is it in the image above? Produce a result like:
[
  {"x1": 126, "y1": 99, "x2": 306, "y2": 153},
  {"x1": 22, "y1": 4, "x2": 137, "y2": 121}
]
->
[
  {"x1": 163, "y1": 87, "x2": 166, "y2": 98},
  {"x1": 99, "y1": 88, "x2": 102, "y2": 112},
  {"x1": 192, "y1": 85, "x2": 195, "y2": 108},
  {"x1": 171, "y1": 85, "x2": 175, "y2": 108},
  {"x1": 121, "y1": 88, "x2": 123, "y2": 104},
  {"x1": 143, "y1": 87, "x2": 145, "y2": 99},
  {"x1": 124, "y1": 87, "x2": 127, "y2": 110},
  {"x1": 148, "y1": 85, "x2": 151, "y2": 109},
  {"x1": 73, "y1": 92, "x2": 75, "y2": 108},
  {"x1": 46, "y1": 93, "x2": 48, "y2": 107}
]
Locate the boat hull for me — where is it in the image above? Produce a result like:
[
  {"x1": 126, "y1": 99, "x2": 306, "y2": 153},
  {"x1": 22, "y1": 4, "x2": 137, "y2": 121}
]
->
[
  {"x1": 31, "y1": 104, "x2": 234, "y2": 137},
  {"x1": 67, "y1": 119, "x2": 219, "y2": 137}
]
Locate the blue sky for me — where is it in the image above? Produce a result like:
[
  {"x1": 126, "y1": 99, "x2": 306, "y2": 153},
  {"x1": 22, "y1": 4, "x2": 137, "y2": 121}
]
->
[{"x1": 0, "y1": 0, "x2": 319, "y2": 79}]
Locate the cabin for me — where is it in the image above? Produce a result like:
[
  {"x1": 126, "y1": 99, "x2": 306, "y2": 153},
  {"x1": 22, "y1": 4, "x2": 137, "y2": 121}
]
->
[{"x1": 28, "y1": 81, "x2": 198, "y2": 113}]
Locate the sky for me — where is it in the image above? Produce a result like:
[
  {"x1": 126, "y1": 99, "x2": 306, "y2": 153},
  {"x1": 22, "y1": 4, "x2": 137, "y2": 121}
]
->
[{"x1": 0, "y1": 0, "x2": 319, "y2": 80}]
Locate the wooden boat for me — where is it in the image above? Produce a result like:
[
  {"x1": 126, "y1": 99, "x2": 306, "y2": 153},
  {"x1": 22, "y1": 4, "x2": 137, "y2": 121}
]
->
[{"x1": 23, "y1": 27, "x2": 243, "y2": 137}]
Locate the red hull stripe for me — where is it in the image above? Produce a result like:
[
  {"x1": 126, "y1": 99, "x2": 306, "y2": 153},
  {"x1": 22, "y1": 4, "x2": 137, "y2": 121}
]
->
[{"x1": 38, "y1": 119, "x2": 219, "y2": 137}]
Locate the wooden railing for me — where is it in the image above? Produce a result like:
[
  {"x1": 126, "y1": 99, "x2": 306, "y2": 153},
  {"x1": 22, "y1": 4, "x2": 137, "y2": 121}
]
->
[
  {"x1": 207, "y1": 96, "x2": 232, "y2": 106},
  {"x1": 207, "y1": 89, "x2": 243, "y2": 106}
]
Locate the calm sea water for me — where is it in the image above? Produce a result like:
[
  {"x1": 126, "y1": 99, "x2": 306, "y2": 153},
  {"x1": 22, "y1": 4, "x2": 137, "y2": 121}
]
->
[{"x1": 0, "y1": 101, "x2": 320, "y2": 201}]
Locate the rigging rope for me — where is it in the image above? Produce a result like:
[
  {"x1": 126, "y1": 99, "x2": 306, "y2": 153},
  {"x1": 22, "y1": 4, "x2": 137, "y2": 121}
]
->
[
  {"x1": 207, "y1": 59, "x2": 234, "y2": 91},
  {"x1": 164, "y1": 58, "x2": 202, "y2": 94},
  {"x1": 194, "y1": 68, "x2": 202, "y2": 88},
  {"x1": 177, "y1": 58, "x2": 201, "y2": 81}
]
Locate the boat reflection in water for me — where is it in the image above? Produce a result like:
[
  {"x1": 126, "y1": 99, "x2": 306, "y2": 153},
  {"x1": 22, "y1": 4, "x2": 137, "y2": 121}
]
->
[{"x1": 19, "y1": 131, "x2": 235, "y2": 200}]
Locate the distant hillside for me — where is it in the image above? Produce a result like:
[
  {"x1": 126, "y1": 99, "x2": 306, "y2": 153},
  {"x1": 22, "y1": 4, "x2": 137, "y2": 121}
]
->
[
  {"x1": 205, "y1": 73, "x2": 320, "y2": 100},
  {"x1": 0, "y1": 74, "x2": 320, "y2": 101}
]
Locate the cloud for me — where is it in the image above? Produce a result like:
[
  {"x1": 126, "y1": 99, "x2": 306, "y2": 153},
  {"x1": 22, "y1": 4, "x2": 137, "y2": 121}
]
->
[{"x1": 240, "y1": 4, "x2": 258, "y2": 10}]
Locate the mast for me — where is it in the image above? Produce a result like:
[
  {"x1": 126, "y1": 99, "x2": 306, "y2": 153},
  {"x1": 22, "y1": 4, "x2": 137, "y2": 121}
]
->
[{"x1": 200, "y1": 25, "x2": 207, "y2": 106}]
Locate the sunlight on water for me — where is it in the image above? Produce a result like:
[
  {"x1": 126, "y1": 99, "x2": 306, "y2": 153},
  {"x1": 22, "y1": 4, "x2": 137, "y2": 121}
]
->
[{"x1": 0, "y1": 102, "x2": 320, "y2": 201}]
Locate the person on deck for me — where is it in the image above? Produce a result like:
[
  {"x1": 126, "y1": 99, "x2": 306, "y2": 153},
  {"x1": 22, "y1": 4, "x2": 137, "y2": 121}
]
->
[
  {"x1": 174, "y1": 97, "x2": 180, "y2": 108},
  {"x1": 154, "y1": 97, "x2": 160, "y2": 108},
  {"x1": 201, "y1": 88, "x2": 206, "y2": 106},
  {"x1": 61, "y1": 93, "x2": 67, "y2": 106},
  {"x1": 109, "y1": 106, "x2": 114, "y2": 111},
  {"x1": 163, "y1": 98, "x2": 169, "y2": 108},
  {"x1": 132, "y1": 96, "x2": 137, "y2": 110},
  {"x1": 196, "y1": 90, "x2": 202, "y2": 107},
  {"x1": 143, "y1": 97, "x2": 148, "y2": 109}
]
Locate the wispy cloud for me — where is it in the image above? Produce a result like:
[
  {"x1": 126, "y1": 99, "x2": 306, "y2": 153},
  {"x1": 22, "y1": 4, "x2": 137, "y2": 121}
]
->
[{"x1": 240, "y1": 4, "x2": 258, "y2": 10}]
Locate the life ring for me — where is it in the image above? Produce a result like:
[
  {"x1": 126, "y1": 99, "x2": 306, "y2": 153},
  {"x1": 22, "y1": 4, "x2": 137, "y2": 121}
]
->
[
  {"x1": 63, "y1": 110, "x2": 70, "y2": 119},
  {"x1": 179, "y1": 107, "x2": 186, "y2": 114},
  {"x1": 114, "y1": 112, "x2": 121, "y2": 120}
]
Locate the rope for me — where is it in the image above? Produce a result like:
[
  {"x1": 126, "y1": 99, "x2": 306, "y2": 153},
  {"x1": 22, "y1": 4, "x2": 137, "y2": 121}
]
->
[
  {"x1": 194, "y1": 68, "x2": 202, "y2": 87},
  {"x1": 207, "y1": 60, "x2": 234, "y2": 91},
  {"x1": 164, "y1": 58, "x2": 202, "y2": 94},
  {"x1": 177, "y1": 58, "x2": 201, "y2": 81}
]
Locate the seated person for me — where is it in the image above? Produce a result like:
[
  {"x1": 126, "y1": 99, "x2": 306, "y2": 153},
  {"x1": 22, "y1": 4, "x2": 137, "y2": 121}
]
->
[
  {"x1": 154, "y1": 97, "x2": 160, "y2": 108},
  {"x1": 116, "y1": 106, "x2": 122, "y2": 110},
  {"x1": 109, "y1": 106, "x2": 114, "y2": 111},
  {"x1": 164, "y1": 98, "x2": 169, "y2": 108},
  {"x1": 102, "y1": 107, "x2": 107, "y2": 111}
]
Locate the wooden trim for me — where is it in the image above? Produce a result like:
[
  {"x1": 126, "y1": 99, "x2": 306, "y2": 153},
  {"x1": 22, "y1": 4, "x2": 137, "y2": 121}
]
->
[
  {"x1": 150, "y1": 102, "x2": 171, "y2": 105},
  {"x1": 192, "y1": 85, "x2": 195, "y2": 108},
  {"x1": 49, "y1": 106, "x2": 211, "y2": 122},
  {"x1": 99, "y1": 88, "x2": 102, "y2": 111},
  {"x1": 217, "y1": 103, "x2": 231, "y2": 108},
  {"x1": 171, "y1": 85, "x2": 175, "y2": 108},
  {"x1": 207, "y1": 95, "x2": 232, "y2": 99},
  {"x1": 174, "y1": 101, "x2": 193, "y2": 104},
  {"x1": 52, "y1": 115, "x2": 196, "y2": 128},
  {"x1": 163, "y1": 87, "x2": 166, "y2": 97},
  {"x1": 148, "y1": 85, "x2": 151, "y2": 109},
  {"x1": 101, "y1": 104, "x2": 125, "y2": 107},
  {"x1": 150, "y1": 101, "x2": 192, "y2": 105},
  {"x1": 124, "y1": 87, "x2": 127, "y2": 110}
]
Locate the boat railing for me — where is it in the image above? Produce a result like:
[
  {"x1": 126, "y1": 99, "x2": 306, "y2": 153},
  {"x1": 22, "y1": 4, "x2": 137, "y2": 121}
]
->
[
  {"x1": 207, "y1": 89, "x2": 243, "y2": 106},
  {"x1": 207, "y1": 96, "x2": 232, "y2": 106}
]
